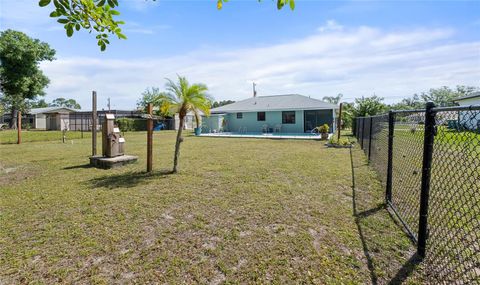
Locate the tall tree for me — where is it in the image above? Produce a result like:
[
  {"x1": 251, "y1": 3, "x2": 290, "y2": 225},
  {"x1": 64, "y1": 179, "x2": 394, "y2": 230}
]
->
[
  {"x1": 50, "y1": 97, "x2": 81, "y2": 109},
  {"x1": 156, "y1": 76, "x2": 212, "y2": 173},
  {"x1": 353, "y1": 95, "x2": 387, "y2": 117},
  {"x1": 417, "y1": 86, "x2": 478, "y2": 107},
  {"x1": 30, "y1": 99, "x2": 50, "y2": 108},
  {"x1": 340, "y1": 102, "x2": 354, "y2": 129},
  {"x1": 0, "y1": 30, "x2": 56, "y2": 128},
  {"x1": 137, "y1": 87, "x2": 166, "y2": 115},
  {"x1": 322, "y1": 93, "x2": 343, "y2": 105},
  {"x1": 211, "y1": 100, "x2": 235, "y2": 108},
  {"x1": 38, "y1": 0, "x2": 295, "y2": 51},
  {"x1": 390, "y1": 94, "x2": 423, "y2": 110}
]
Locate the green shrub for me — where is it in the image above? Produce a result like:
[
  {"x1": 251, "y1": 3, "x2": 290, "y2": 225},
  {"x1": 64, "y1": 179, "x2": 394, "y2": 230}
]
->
[
  {"x1": 328, "y1": 136, "x2": 352, "y2": 146},
  {"x1": 116, "y1": 118, "x2": 134, "y2": 132},
  {"x1": 116, "y1": 118, "x2": 148, "y2": 132},
  {"x1": 316, "y1": 124, "x2": 330, "y2": 134}
]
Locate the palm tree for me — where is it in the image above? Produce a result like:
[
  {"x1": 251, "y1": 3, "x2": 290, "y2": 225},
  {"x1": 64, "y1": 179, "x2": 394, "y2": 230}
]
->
[{"x1": 158, "y1": 75, "x2": 212, "y2": 173}]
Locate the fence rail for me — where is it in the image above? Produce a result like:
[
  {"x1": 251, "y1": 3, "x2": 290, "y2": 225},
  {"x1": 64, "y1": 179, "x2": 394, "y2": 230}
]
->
[{"x1": 355, "y1": 103, "x2": 480, "y2": 284}]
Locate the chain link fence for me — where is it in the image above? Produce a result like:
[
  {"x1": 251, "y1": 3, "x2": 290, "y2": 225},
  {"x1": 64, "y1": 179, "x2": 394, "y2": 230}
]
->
[
  {"x1": 67, "y1": 113, "x2": 175, "y2": 133},
  {"x1": 355, "y1": 104, "x2": 480, "y2": 284}
]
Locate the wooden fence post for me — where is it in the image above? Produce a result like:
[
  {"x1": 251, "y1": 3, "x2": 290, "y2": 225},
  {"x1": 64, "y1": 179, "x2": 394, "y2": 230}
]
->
[
  {"x1": 92, "y1": 91, "x2": 97, "y2": 156},
  {"x1": 147, "y1": 103, "x2": 153, "y2": 173},
  {"x1": 17, "y1": 111, "x2": 21, "y2": 144},
  {"x1": 337, "y1": 103, "x2": 343, "y2": 141}
]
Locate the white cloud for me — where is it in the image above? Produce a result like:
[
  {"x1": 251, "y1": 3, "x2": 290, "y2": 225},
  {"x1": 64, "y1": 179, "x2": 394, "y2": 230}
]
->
[
  {"x1": 39, "y1": 22, "x2": 480, "y2": 110},
  {"x1": 318, "y1": 20, "x2": 344, "y2": 33}
]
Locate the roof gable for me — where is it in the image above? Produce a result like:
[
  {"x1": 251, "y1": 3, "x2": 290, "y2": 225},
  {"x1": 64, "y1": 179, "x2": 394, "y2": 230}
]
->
[{"x1": 211, "y1": 94, "x2": 336, "y2": 113}]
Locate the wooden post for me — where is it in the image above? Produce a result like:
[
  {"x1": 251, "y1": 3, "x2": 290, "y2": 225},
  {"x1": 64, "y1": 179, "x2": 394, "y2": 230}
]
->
[
  {"x1": 92, "y1": 91, "x2": 97, "y2": 156},
  {"x1": 17, "y1": 111, "x2": 21, "y2": 144},
  {"x1": 337, "y1": 103, "x2": 343, "y2": 141},
  {"x1": 147, "y1": 103, "x2": 153, "y2": 172}
]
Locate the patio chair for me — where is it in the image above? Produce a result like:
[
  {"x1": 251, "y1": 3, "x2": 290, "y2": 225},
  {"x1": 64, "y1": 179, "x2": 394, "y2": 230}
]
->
[
  {"x1": 262, "y1": 124, "x2": 269, "y2": 133},
  {"x1": 274, "y1": 124, "x2": 282, "y2": 133}
]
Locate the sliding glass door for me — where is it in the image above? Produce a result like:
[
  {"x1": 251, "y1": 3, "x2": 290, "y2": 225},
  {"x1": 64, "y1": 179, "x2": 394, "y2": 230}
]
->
[{"x1": 304, "y1": 110, "x2": 333, "y2": 132}]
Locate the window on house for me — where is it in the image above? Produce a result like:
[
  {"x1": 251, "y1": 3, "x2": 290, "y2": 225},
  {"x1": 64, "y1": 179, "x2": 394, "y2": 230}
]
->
[
  {"x1": 237, "y1": 113, "x2": 243, "y2": 119},
  {"x1": 282, "y1": 111, "x2": 295, "y2": 124},
  {"x1": 257, "y1": 112, "x2": 265, "y2": 121}
]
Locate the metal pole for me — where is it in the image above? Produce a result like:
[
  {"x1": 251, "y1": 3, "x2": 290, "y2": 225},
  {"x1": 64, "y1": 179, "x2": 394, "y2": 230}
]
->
[
  {"x1": 386, "y1": 111, "x2": 395, "y2": 204},
  {"x1": 92, "y1": 91, "x2": 97, "y2": 156},
  {"x1": 360, "y1": 118, "x2": 365, "y2": 149},
  {"x1": 368, "y1": 116, "x2": 373, "y2": 160},
  {"x1": 17, "y1": 111, "x2": 22, "y2": 144},
  {"x1": 418, "y1": 102, "x2": 436, "y2": 258},
  {"x1": 337, "y1": 103, "x2": 343, "y2": 141},
  {"x1": 147, "y1": 103, "x2": 153, "y2": 173}
]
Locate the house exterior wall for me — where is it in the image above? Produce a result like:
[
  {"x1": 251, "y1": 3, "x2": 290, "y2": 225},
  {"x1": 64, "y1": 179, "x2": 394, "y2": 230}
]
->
[
  {"x1": 174, "y1": 114, "x2": 196, "y2": 130},
  {"x1": 46, "y1": 114, "x2": 55, "y2": 130},
  {"x1": 202, "y1": 114, "x2": 224, "y2": 132},
  {"x1": 457, "y1": 97, "x2": 480, "y2": 130},
  {"x1": 59, "y1": 113, "x2": 70, "y2": 130},
  {"x1": 222, "y1": 110, "x2": 332, "y2": 133},
  {"x1": 35, "y1": 114, "x2": 46, "y2": 129},
  {"x1": 224, "y1": 111, "x2": 297, "y2": 133}
]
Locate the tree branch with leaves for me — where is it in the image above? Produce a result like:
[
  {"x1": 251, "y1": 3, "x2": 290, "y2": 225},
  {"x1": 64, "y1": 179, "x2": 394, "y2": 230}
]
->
[{"x1": 39, "y1": 0, "x2": 295, "y2": 51}]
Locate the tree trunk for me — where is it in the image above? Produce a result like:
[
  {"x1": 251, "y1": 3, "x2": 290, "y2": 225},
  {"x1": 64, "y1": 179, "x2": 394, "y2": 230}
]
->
[
  {"x1": 10, "y1": 108, "x2": 18, "y2": 129},
  {"x1": 172, "y1": 115, "x2": 185, "y2": 173},
  {"x1": 194, "y1": 113, "x2": 200, "y2": 129}
]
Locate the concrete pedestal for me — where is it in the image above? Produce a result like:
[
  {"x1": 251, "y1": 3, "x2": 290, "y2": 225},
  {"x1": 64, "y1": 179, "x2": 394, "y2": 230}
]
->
[{"x1": 89, "y1": 155, "x2": 138, "y2": 169}]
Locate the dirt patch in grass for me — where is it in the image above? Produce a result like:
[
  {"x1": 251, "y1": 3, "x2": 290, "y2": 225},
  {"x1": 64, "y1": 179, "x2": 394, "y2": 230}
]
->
[{"x1": 0, "y1": 163, "x2": 37, "y2": 187}]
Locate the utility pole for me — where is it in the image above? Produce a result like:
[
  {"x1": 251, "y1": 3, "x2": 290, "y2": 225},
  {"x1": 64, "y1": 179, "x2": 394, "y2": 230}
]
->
[
  {"x1": 107, "y1": 98, "x2": 111, "y2": 111},
  {"x1": 253, "y1": 82, "x2": 257, "y2": 98}
]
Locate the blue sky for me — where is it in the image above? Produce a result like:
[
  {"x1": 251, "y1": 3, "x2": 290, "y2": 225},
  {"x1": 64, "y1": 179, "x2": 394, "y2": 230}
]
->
[{"x1": 1, "y1": 0, "x2": 479, "y2": 110}]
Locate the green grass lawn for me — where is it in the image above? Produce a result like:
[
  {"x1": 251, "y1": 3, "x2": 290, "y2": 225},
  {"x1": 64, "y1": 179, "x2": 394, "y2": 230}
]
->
[{"x1": 0, "y1": 131, "x2": 421, "y2": 284}]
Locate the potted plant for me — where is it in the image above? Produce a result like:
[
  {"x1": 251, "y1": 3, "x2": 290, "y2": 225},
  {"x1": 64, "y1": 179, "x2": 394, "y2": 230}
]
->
[{"x1": 317, "y1": 124, "x2": 330, "y2": 140}]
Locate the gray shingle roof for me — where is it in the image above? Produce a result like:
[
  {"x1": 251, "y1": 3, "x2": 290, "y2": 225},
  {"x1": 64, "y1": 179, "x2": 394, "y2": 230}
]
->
[
  {"x1": 30, "y1": 107, "x2": 77, "y2": 114},
  {"x1": 211, "y1": 94, "x2": 337, "y2": 114},
  {"x1": 453, "y1": 91, "x2": 480, "y2": 102}
]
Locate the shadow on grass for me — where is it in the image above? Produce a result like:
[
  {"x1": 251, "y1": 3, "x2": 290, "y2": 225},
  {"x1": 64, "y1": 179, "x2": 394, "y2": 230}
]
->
[
  {"x1": 88, "y1": 169, "x2": 174, "y2": 189},
  {"x1": 349, "y1": 147, "x2": 421, "y2": 284},
  {"x1": 63, "y1": 164, "x2": 92, "y2": 170},
  {"x1": 350, "y1": 147, "x2": 379, "y2": 284},
  {"x1": 388, "y1": 253, "x2": 422, "y2": 285}
]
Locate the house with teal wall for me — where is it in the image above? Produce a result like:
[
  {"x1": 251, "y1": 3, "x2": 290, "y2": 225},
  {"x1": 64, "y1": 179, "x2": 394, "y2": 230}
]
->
[{"x1": 202, "y1": 94, "x2": 337, "y2": 134}]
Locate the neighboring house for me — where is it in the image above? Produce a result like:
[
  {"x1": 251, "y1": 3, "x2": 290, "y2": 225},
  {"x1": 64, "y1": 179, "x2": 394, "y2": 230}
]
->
[
  {"x1": 202, "y1": 94, "x2": 337, "y2": 133},
  {"x1": 174, "y1": 111, "x2": 201, "y2": 130},
  {"x1": 69, "y1": 110, "x2": 146, "y2": 131},
  {"x1": 453, "y1": 91, "x2": 480, "y2": 130},
  {"x1": 30, "y1": 107, "x2": 77, "y2": 130},
  {"x1": 0, "y1": 107, "x2": 77, "y2": 130},
  {"x1": 0, "y1": 107, "x2": 197, "y2": 131}
]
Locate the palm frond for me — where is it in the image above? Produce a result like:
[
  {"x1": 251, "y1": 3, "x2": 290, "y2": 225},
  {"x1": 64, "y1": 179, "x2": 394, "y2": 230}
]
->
[{"x1": 162, "y1": 75, "x2": 213, "y2": 117}]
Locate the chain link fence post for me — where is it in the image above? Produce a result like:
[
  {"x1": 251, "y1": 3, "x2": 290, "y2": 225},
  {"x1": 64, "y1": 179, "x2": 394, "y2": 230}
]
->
[
  {"x1": 360, "y1": 118, "x2": 365, "y2": 149},
  {"x1": 385, "y1": 111, "x2": 395, "y2": 205},
  {"x1": 368, "y1": 116, "x2": 373, "y2": 161},
  {"x1": 418, "y1": 102, "x2": 436, "y2": 258}
]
